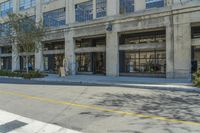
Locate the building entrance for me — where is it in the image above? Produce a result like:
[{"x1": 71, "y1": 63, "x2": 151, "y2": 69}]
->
[
  {"x1": 44, "y1": 54, "x2": 64, "y2": 73},
  {"x1": 93, "y1": 52, "x2": 106, "y2": 74},
  {"x1": 76, "y1": 52, "x2": 106, "y2": 75},
  {"x1": 75, "y1": 36, "x2": 106, "y2": 75}
]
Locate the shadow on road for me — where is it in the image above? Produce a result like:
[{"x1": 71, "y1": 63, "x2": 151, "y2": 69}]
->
[{"x1": 94, "y1": 93, "x2": 200, "y2": 123}]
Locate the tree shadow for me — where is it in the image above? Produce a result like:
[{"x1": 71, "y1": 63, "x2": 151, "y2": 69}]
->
[{"x1": 92, "y1": 92, "x2": 200, "y2": 132}]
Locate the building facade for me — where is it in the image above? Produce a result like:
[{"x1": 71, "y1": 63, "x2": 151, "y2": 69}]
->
[{"x1": 0, "y1": 0, "x2": 200, "y2": 79}]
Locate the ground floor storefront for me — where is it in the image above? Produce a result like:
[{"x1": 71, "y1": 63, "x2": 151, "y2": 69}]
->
[
  {"x1": 0, "y1": 57, "x2": 12, "y2": 70},
  {"x1": 76, "y1": 52, "x2": 106, "y2": 75},
  {"x1": 0, "y1": 24, "x2": 200, "y2": 79}
]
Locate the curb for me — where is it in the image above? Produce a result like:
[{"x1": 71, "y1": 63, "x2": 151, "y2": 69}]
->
[{"x1": 32, "y1": 78, "x2": 200, "y2": 93}]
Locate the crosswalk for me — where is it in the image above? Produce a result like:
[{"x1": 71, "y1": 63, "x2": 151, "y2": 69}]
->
[{"x1": 0, "y1": 110, "x2": 81, "y2": 133}]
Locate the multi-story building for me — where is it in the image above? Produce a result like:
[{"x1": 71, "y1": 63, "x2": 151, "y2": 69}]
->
[{"x1": 0, "y1": 0, "x2": 200, "y2": 79}]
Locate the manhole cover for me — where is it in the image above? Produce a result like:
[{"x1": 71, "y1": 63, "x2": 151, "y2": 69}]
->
[{"x1": 0, "y1": 120, "x2": 27, "y2": 133}]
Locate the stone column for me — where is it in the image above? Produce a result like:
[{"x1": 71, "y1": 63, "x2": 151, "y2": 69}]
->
[
  {"x1": 107, "y1": 0, "x2": 119, "y2": 16},
  {"x1": 12, "y1": 44, "x2": 20, "y2": 71},
  {"x1": 173, "y1": 14, "x2": 191, "y2": 79},
  {"x1": 0, "y1": 48, "x2": 2, "y2": 70},
  {"x1": 93, "y1": 0, "x2": 97, "y2": 19},
  {"x1": 11, "y1": 0, "x2": 20, "y2": 71},
  {"x1": 35, "y1": 0, "x2": 44, "y2": 71},
  {"x1": 13, "y1": 0, "x2": 19, "y2": 12},
  {"x1": 66, "y1": 0, "x2": 75, "y2": 24},
  {"x1": 35, "y1": 43, "x2": 44, "y2": 71},
  {"x1": 65, "y1": 30, "x2": 76, "y2": 75},
  {"x1": 166, "y1": 16, "x2": 174, "y2": 78},
  {"x1": 106, "y1": 31, "x2": 119, "y2": 76}
]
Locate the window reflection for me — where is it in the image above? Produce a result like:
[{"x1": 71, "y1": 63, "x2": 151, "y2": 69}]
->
[
  {"x1": 75, "y1": 1, "x2": 93, "y2": 22},
  {"x1": 120, "y1": 0, "x2": 134, "y2": 14},
  {"x1": 120, "y1": 50, "x2": 166, "y2": 74},
  {"x1": 43, "y1": 8, "x2": 66, "y2": 28},
  {"x1": 96, "y1": 0, "x2": 106, "y2": 18},
  {"x1": 76, "y1": 53, "x2": 92, "y2": 72},
  {"x1": 120, "y1": 30, "x2": 166, "y2": 45},
  {"x1": 146, "y1": 0, "x2": 164, "y2": 9},
  {"x1": 0, "y1": 0, "x2": 13, "y2": 17}
]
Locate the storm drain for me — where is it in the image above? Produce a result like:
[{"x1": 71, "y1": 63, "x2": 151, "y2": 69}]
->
[{"x1": 0, "y1": 120, "x2": 27, "y2": 133}]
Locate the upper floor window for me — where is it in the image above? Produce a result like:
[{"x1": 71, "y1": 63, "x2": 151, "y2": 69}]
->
[
  {"x1": 19, "y1": 0, "x2": 36, "y2": 10},
  {"x1": 96, "y1": 0, "x2": 106, "y2": 18},
  {"x1": 0, "y1": 23, "x2": 11, "y2": 37},
  {"x1": 75, "y1": 1, "x2": 93, "y2": 22},
  {"x1": 43, "y1": 8, "x2": 66, "y2": 28},
  {"x1": 120, "y1": 0, "x2": 134, "y2": 14},
  {"x1": 43, "y1": 0, "x2": 54, "y2": 4},
  {"x1": 0, "y1": 0, "x2": 13, "y2": 17},
  {"x1": 146, "y1": 0, "x2": 164, "y2": 9}
]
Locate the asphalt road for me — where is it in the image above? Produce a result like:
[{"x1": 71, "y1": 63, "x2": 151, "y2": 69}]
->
[{"x1": 0, "y1": 78, "x2": 200, "y2": 133}]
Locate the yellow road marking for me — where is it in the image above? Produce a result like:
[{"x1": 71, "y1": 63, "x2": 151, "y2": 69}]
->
[{"x1": 0, "y1": 90, "x2": 199, "y2": 126}]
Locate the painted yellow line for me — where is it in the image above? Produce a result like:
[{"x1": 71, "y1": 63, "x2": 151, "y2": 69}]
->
[{"x1": 0, "y1": 90, "x2": 199, "y2": 126}]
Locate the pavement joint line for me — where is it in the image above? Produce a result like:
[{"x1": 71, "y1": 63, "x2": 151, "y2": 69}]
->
[{"x1": 0, "y1": 90, "x2": 200, "y2": 127}]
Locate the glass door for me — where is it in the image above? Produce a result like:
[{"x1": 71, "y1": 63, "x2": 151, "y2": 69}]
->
[{"x1": 93, "y1": 52, "x2": 106, "y2": 74}]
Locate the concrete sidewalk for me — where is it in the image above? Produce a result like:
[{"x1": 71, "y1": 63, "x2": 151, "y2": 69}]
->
[
  {"x1": 32, "y1": 74, "x2": 199, "y2": 92},
  {"x1": 0, "y1": 110, "x2": 81, "y2": 133}
]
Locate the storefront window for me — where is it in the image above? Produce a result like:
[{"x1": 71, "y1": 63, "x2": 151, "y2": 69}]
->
[
  {"x1": 43, "y1": 41, "x2": 64, "y2": 51},
  {"x1": 43, "y1": 54, "x2": 64, "y2": 73},
  {"x1": 192, "y1": 46, "x2": 200, "y2": 73},
  {"x1": 76, "y1": 53, "x2": 92, "y2": 72},
  {"x1": 120, "y1": 50, "x2": 166, "y2": 74},
  {"x1": 1, "y1": 57, "x2": 12, "y2": 70},
  {"x1": 1, "y1": 46, "x2": 12, "y2": 54},
  {"x1": 120, "y1": 30, "x2": 166, "y2": 45},
  {"x1": 20, "y1": 56, "x2": 35, "y2": 70},
  {"x1": 76, "y1": 37, "x2": 106, "y2": 48},
  {"x1": 192, "y1": 26, "x2": 200, "y2": 39},
  {"x1": 76, "y1": 52, "x2": 106, "y2": 74}
]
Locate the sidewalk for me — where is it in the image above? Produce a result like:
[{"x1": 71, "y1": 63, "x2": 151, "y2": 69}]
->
[
  {"x1": 33, "y1": 74, "x2": 199, "y2": 92},
  {"x1": 0, "y1": 110, "x2": 81, "y2": 133}
]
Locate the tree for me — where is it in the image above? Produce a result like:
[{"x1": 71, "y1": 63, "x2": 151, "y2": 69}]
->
[{"x1": 7, "y1": 13, "x2": 45, "y2": 73}]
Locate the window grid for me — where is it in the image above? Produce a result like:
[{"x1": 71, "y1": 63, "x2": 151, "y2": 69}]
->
[
  {"x1": 43, "y1": 8, "x2": 66, "y2": 28},
  {"x1": 0, "y1": 0, "x2": 13, "y2": 17},
  {"x1": 96, "y1": 0, "x2": 106, "y2": 18},
  {"x1": 43, "y1": 0, "x2": 55, "y2": 4},
  {"x1": 19, "y1": 0, "x2": 36, "y2": 10},
  {"x1": 146, "y1": 0, "x2": 164, "y2": 9},
  {"x1": 120, "y1": 0, "x2": 134, "y2": 14},
  {"x1": 75, "y1": 1, "x2": 93, "y2": 22},
  {"x1": 0, "y1": 23, "x2": 11, "y2": 37},
  {"x1": 122, "y1": 50, "x2": 166, "y2": 74}
]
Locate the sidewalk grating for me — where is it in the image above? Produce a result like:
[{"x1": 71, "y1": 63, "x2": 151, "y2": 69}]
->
[{"x1": 0, "y1": 120, "x2": 27, "y2": 133}]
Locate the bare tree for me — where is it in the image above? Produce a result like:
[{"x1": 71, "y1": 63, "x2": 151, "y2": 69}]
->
[{"x1": 7, "y1": 13, "x2": 45, "y2": 73}]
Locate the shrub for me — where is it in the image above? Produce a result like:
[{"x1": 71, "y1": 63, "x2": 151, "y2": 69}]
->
[
  {"x1": 0, "y1": 70, "x2": 46, "y2": 79},
  {"x1": 192, "y1": 70, "x2": 200, "y2": 87},
  {"x1": 22, "y1": 71, "x2": 45, "y2": 79}
]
